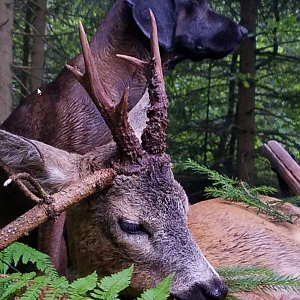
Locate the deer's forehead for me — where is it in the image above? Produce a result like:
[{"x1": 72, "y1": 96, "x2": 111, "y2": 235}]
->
[{"x1": 106, "y1": 171, "x2": 189, "y2": 217}]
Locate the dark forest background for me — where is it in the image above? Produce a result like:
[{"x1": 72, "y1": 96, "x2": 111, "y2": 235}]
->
[{"x1": 1, "y1": 0, "x2": 300, "y2": 202}]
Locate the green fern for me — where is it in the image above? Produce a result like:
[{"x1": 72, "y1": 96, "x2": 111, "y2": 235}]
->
[
  {"x1": 90, "y1": 265, "x2": 133, "y2": 300},
  {"x1": 0, "y1": 243, "x2": 172, "y2": 300},
  {"x1": 136, "y1": 273, "x2": 174, "y2": 300},
  {"x1": 68, "y1": 271, "x2": 98, "y2": 298},
  {"x1": 19, "y1": 275, "x2": 50, "y2": 300},
  {"x1": 184, "y1": 159, "x2": 300, "y2": 223},
  {"x1": 281, "y1": 196, "x2": 300, "y2": 207},
  {"x1": 218, "y1": 265, "x2": 300, "y2": 300},
  {"x1": 0, "y1": 272, "x2": 36, "y2": 300},
  {"x1": 0, "y1": 242, "x2": 58, "y2": 279},
  {"x1": 44, "y1": 276, "x2": 69, "y2": 300},
  {"x1": 2, "y1": 242, "x2": 300, "y2": 300},
  {"x1": 217, "y1": 265, "x2": 273, "y2": 278}
]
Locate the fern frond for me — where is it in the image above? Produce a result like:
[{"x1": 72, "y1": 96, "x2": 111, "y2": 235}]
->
[
  {"x1": 0, "y1": 272, "x2": 36, "y2": 300},
  {"x1": 281, "y1": 196, "x2": 300, "y2": 207},
  {"x1": 0, "y1": 242, "x2": 58, "y2": 279},
  {"x1": 68, "y1": 271, "x2": 98, "y2": 298},
  {"x1": 91, "y1": 265, "x2": 133, "y2": 300},
  {"x1": 136, "y1": 273, "x2": 174, "y2": 300},
  {"x1": 43, "y1": 276, "x2": 69, "y2": 300},
  {"x1": 19, "y1": 275, "x2": 50, "y2": 300}
]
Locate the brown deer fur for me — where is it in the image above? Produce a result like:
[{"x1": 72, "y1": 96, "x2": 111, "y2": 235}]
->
[{"x1": 188, "y1": 196, "x2": 300, "y2": 300}]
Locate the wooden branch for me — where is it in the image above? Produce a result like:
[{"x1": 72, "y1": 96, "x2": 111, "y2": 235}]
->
[
  {"x1": 6, "y1": 172, "x2": 50, "y2": 204},
  {"x1": 0, "y1": 169, "x2": 116, "y2": 250},
  {"x1": 0, "y1": 162, "x2": 45, "y2": 204},
  {"x1": 263, "y1": 140, "x2": 300, "y2": 196}
]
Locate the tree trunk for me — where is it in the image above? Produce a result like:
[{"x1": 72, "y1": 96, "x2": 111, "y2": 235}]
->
[
  {"x1": 213, "y1": 53, "x2": 238, "y2": 175},
  {"x1": 30, "y1": 0, "x2": 47, "y2": 91},
  {"x1": 0, "y1": 0, "x2": 13, "y2": 124},
  {"x1": 20, "y1": 3, "x2": 32, "y2": 102},
  {"x1": 236, "y1": 0, "x2": 258, "y2": 185}
]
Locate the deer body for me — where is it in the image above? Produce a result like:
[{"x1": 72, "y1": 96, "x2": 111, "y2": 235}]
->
[{"x1": 188, "y1": 197, "x2": 300, "y2": 300}]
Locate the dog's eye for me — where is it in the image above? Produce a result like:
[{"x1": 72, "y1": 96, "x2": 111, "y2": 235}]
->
[{"x1": 118, "y1": 220, "x2": 146, "y2": 235}]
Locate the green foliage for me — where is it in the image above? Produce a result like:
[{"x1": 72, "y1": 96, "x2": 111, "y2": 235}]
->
[
  {"x1": 90, "y1": 265, "x2": 133, "y2": 300},
  {"x1": 185, "y1": 159, "x2": 300, "y2": 223},
  {"x1": 136, "y1": 274, "x2": 174, "y2": 300},
  {"x1": 0, "y1": 243, "x2": 172, "y2": 300},
  {"x1": 218, "y1": 265, "x2": 300, "y2": 297},
  {"x1": 2, "y1": 242, "x2": 300, "y2": 300},
  {"x1": 0, "y1": 242, "x2": 58, "y2": 278},
  {"x1": 68, "y1": 272, "x2": 98, "y2": 298}
]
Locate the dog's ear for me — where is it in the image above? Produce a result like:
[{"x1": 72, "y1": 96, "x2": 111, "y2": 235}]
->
[{"x1": 125, "y1": 0, "x2": 176, "y2": 50}]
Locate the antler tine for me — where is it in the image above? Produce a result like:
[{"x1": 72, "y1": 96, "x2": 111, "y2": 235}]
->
[
  {"x1": 116, "y1": 54, "x2": 149, "y2": 70},
  {"x1": 66, "y1": 22, "x2": 113, "y2": 112},
  {"x1": 67, "y1": 22, "x2": 143, "y2": 165},
  {"x1": 149, "y1": 10, "x2": 165, "y2": 91},
  {"x1": 141, "y1": 10, "x2": 168, "y2": 154}
]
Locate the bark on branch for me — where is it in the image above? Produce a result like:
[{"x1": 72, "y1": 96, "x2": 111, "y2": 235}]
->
[
  {"x1": 263, "y1": 140, "x2": 300, "y2": 196},
  {"x1": 0, "y1": 169, "x2": 116, "y2": 250}
]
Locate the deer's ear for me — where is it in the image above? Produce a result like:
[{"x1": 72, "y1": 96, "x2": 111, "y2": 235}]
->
[
  {"x1": 125, "y1": 0, "x2": 176, "y2": 51},
  {"x1": 0, "y1": 130, "x2": 80, "y2": 193}
]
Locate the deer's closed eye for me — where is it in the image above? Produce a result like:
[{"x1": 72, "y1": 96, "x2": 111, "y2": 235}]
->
[{"x1": 118, "y1": 220, "x2": 147, "y2": 235}]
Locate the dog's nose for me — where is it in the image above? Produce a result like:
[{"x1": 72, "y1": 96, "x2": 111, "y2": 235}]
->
[{"x1": 238, "y1": 25, "x2": 248, "y2": 38}]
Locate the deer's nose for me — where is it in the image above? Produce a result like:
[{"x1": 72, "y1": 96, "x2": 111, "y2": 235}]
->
[
  {"x1": 171, "y1": 279, "x2": 228, "y2": 300},
  {"x1": 202, "y1": 279, "x2": 228, "y2": 300}
]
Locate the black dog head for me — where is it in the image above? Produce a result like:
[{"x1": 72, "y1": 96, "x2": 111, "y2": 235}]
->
[{"x1": 125, "y1": 0, "x2": 248, "y2": 61}]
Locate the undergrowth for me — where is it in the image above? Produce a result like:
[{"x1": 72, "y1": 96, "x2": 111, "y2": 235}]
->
[
  {"x1": 0, "y1": 243, "x2": 173, "y2": 300},
  {"x1": 1, "y1": 242, "x2": 300, "y2": 300}
]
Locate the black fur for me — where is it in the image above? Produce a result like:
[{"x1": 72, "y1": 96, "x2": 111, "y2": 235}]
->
[{"x1": 126, "y1": 0, "x2": 248, "y2": 61}]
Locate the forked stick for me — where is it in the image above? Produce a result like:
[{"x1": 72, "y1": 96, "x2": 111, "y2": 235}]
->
[{"x1": 0, "y1": 169, "x2": 115, "y2": 250}]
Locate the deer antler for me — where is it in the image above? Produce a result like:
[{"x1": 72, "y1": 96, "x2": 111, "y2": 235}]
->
[
  {"x1": 117, "y1": 10, "x2": 168, "y2": 155},
  {"x1": 141, "y1": 10, "x2": 168, "y2": 154},
  {"x1": 67, "y1": 10, "x2": 168, "y2": 167},
  {"x1": 66, "y1": 22, "x2": 143, "y2": 165}
]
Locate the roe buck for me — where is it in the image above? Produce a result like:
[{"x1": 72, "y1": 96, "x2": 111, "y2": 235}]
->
[
  {"x1": 188, "y1": 196, "x2": 300, "y2": 300},
  {"x1": 0, "y1": 0, "x2": 247, "y2": 271},
  {"x1": 0, "y1": 15, "x2": 228, "y2": 300}
]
